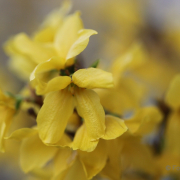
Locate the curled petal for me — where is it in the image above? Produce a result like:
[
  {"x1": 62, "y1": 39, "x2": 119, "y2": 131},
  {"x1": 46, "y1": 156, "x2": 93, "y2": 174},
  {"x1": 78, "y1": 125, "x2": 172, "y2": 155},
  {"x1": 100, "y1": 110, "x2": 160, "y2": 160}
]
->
[{"x1": 66, "y1": 29, "x2": 97, "y2": 60}]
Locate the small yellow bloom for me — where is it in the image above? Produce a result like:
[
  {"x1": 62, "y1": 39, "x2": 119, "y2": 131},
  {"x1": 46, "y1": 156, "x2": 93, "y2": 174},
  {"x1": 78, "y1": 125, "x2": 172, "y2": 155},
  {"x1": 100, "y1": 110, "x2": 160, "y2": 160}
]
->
[{"x1": 31, "y1": 63, "x2": 114, "y2": 145}]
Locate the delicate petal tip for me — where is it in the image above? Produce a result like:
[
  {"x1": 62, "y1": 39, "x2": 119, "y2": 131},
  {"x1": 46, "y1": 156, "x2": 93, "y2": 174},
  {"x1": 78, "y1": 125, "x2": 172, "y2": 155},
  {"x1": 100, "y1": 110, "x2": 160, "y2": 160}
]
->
[
  {"x1": 66, "y1": 29, "x2": 97, "y2": 60},
  {"x1": 78, "y1": 29, "x2": 98, "y2": 35}
]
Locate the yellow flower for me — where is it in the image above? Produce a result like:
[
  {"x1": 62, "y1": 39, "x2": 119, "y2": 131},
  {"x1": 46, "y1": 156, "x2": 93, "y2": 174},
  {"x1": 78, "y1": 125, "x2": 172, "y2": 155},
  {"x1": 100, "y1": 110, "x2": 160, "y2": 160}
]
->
[
  {"x1": 0, "y1": 89, "x2": 15, "y2": 152},
  {"x1": 125, "y1": 106, "x2": 163, "y2": 136},
  {"x1": 4, "y1": 2, "x2": 96, "y2": 80},
  {"x1": 30, "y1": 61, "x2": 114, "y2": 145},
  {"x1": 6, "y1": 125, "x2": 126, "y2": 180},
  {"x1": 5, "y1": 127, "x2": 70, "y2": 173}
]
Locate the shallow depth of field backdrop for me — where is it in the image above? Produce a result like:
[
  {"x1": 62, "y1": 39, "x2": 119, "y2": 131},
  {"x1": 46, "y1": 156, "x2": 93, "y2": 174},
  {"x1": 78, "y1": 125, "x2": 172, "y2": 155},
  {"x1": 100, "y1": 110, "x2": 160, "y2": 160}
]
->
[{"x1": 1, "y1": 0, "x2": 180, "y2": 180}]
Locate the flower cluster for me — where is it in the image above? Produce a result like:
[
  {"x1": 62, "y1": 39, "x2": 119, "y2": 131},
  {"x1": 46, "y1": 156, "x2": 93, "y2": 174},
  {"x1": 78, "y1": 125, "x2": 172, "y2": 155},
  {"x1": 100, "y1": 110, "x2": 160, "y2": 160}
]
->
[{"x1": 1, "y1": 1, "x2": 180, "y2": 180}]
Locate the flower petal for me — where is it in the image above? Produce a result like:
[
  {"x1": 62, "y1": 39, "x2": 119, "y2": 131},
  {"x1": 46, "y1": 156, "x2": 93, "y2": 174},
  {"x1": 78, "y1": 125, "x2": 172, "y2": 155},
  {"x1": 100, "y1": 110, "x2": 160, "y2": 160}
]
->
[
  {"x1": 102, "y1": 115, "x2": 128, "y2": 140},
  {"x1": 165, "y1": 74, "x2": 180, "y2": 109},
  {"x1": 66, "y1": 29, "x2": 97, "y2": 60},
  {"x1": 53, "y1": 158, "x2": 87, "y2": 180},
  {"x1": 20, "y1": 133, "x2": 58, "y2": 173},
  {"x1": 36, "y1": 76, "x2": 71, "y2": 95},
  {"x1": 79, "y1": 140, "x2": 108, "y2": 179},
  {"x1": 54, "y1": 12, "x2": 83, "y2": 59},
  {"x1": 5, "y1": 128, "x2": 37, "y2": 141},
  {"x1": 75, "y1": 88, "x2": 106, "y2": 141},
  {"x1": 73, "y1": 68, "x2": 114, "y2": 89},
  {"x1": 71, "y1": 124, "x2": 99, "y2": 152},
  {"x1": 30, "y1": 56, "x2": 65, "y2": 81},
  {"x1": 37, "y1": 90, "x2": 74, "y2": 144},
  {"x1": 125, "y1": 107, "x2": 163, "y2": 135},
  {"x1": 54, "y1": 147, "x2": 76, "y2": 176},
  {"x1": 0, "y1": 107, "x2": 14, "y2": 152},
  {"x1": 5, "y1": 33, "x2": 56, "y2": 64}
]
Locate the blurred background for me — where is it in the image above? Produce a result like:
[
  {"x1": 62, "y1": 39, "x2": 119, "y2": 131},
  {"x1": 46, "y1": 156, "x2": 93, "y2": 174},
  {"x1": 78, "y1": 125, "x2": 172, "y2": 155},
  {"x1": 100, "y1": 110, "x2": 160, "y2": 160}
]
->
[{"x1": 1, "y1": 0, "x2": 180, "y2": 179}]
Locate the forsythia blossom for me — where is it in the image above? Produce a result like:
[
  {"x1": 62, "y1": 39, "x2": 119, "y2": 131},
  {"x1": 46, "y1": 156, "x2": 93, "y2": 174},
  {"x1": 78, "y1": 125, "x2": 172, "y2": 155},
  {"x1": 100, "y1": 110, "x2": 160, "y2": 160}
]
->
[{"x1": 1, "y1": 1, "x2": 180, "y2": 180}]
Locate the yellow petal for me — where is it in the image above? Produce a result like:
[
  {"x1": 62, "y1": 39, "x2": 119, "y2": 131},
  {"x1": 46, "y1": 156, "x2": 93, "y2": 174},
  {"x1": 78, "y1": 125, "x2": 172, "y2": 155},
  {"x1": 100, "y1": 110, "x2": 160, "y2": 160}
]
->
[
  {"x1": 101, "y1": 139, "x2": 122, "y2": 180},
  {"x1": 54, "y1": 147, "x2": 76, "y2": 176},
  {"x1": 102, "y1": 115, "x2": 128, "y2": 140},
  {"x1": 36, "y1": 76, "x2": 71, "y2": 95},
  {"x1": 53, "y1": 158, "x2": 87, "y2": 180},
  {"x1": 20, "y1": 133, "x2": 58, "y2": 173},
  {"x1": 5, "y1": 128, "x2": 37, "y2": 140},
  {"x1": 71, "y1": 124, "x2": 99, "y2": 152},
  {"x1": 54, "y1": 12, "x2": 83, "y2": 59},
  {"x1": 165, "y1": 112, "x2": 180, "y2": 156},
  {"x1": 30, "y1": 56, "x2": 65, "y2": 81},
  {"x1": 0, "y1": 107, "x2": 14, "y2": 152},
  {"x1": 79, "y1": 140, "x2": 108, "y2": 179},
  {"x1": 75, "y1": 88, "x2": 105, "y2": 141},
  {"x1": 37, "y1": 90, "x2": 74, "y2": 144},
  {"x1": 66, "y1": 29, "x2": 97, "y2": 60},
  {"x1": 73, "y1": 68, "x2": 113, "y2": 89},
  {"x1": 54, "y1": 133, "x2": 72, "y2": 147},
  {"x1": 165, "y1": 74, "x2": 180, "y2": 109},
  {"x1": 33, "y1": 0, "x2": 72, "y2": 43},
  {"x1": 111, "y1": 42, "x2": 147, "y2": 82},
  {"x1": 5, "y1": 33, "x2": 56, "y2": 64},
  {"x1": 125, "y1": 107, "x2": 163, "y2": 135}
]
